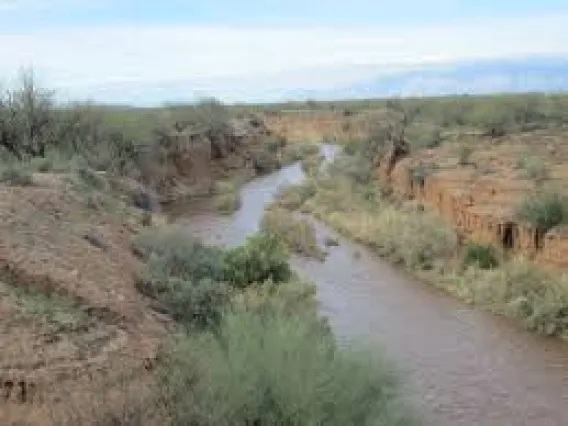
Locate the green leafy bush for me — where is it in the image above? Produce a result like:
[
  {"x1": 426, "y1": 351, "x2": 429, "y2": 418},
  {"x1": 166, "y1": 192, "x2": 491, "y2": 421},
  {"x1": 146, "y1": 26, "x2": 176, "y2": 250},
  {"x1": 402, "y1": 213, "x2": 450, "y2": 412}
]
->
[
  {"x1": 133, "y1": 227, "x2": 226, "y2": 284},
  {"x1": 515, "y1": 192, "x2": 568, "y2": 232},
  {"x1": 0, "y1": 162, "x2": 33, "y2": 186},
  {"x1": 159, "y1": 299, "x2": 415, "y2": 426},
  {"x1": 516, "y1": 155, "x2": 550, "y2": 182},
  {"x1": 462, "y1": 243, "x2": 499, "y2": 269},
  {"x1": 214, "y1": 190, "x2": 241, "y2": 215},
  {"x1": 275, "y1": 180, "x2": 317, "y2": 211},
  {"x1": 222, "y1": 232, "x2": 292, "y2": 288},
  {"x1": 133, "y1": 227, "x2": 229, "y2": 328}
]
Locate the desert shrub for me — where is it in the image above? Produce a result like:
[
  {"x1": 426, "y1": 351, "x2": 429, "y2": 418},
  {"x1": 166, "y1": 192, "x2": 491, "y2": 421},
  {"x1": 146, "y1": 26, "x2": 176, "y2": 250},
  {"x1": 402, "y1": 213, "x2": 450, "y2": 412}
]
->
[
  {"x1": 368, "y1": 206, "x2": 458, "y2": 270},
  {"x1": 406, "y1": 124, "x2": 442, "y2": 149},
  {"x1": 282, "y1": 140, "x2": 320, "y2": 163},
  {"x1": 73, "y1": 162, "x2": 107, "y2": 190},
  {"x1": 515, "y1": 192, "x2": 568, "y2": 232},
  {"x1": 300, "y1": 154, "x2": 324, "y2": 177},
  {"x1": 133, "y1": 227, "x2": 229, "y2": 328},
  {"x1": 214, "y1": 190, "x2": 241, "y2": 215},
  {"x1": 251, "y1": 147, "x2": 281, "y2": 174},
  {"x1": 222, "y1": 232, "x2": 292, "y2": 288},
  {"x1": 469, "y1": 259, "x2": 568, "y2": 336},
  {"x1": 260, "y1": 207, "x2": 324, "y2": 259},
  {"x1": 305, "y1": 162, "x2": 458, "y2": 270},
  {"x1": 276, "y1": 185, "x2": 309, "y2": 211},
  {"x1": 462, "y1": 243, "x2": 499, "y2": 269},
  {"x1": 0, "y1": 162, "x2": 33, "y2": 186},
  {"x1": 159, "y1": 301, "x2": 415, "y2": 426},
  {"x1": 133, "y1": 226, "x2": 226, "y2": 284},
  {"x1": 328, "y1": 153, "x2": 375, "y2": 185},
  {"x1": 232, "y1": 279, "x2": 321, "y2": 320},
  {"x1": 324, "y1": 235, "x2": 340, "y2": 247},
  {"x1": 516, "y1": 155, "x2": 550, "y2": 182},
  {"x1": 457, "y1": 144, "x2": 473, "y2": 165},
  {"x1": 147, "y1": 277, "x2": 230, "y2": 328}
]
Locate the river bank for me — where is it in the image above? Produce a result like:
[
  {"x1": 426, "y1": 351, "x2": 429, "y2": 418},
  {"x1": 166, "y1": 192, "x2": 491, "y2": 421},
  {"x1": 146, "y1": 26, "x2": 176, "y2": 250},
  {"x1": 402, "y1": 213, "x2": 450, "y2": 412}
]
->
[{"x1": 175, "y1": 147, "x2": 568, "y2": 426}]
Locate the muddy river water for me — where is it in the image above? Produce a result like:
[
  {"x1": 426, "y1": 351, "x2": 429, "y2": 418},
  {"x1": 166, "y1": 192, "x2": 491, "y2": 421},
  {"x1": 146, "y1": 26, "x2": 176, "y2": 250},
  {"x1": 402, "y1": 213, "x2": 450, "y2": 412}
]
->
[{"x1": 169, "y1": 146, "x2": 568, "y2": 426}]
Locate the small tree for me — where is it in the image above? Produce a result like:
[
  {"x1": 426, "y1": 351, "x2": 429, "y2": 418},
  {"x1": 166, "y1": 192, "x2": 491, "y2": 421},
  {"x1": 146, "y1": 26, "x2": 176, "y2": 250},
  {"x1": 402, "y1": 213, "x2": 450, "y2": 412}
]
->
[{"x1": 0, "y1": 69, "x2": 56, "y2": 159}]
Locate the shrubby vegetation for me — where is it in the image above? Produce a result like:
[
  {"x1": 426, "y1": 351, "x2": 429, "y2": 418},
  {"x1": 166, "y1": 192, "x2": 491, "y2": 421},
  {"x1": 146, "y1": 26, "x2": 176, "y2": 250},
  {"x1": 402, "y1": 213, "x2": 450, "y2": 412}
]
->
[
  {"x1": 130, "y1": 224, "x2": 415, "y2": 425},
  {"x1": 515, "y1": 192, "x2": 568, "y2": 233},
  {"x1": 280, "y1": 147, "x2": 568, "y2": 339},
  {"x1": 0, "y1": 71, "x2": 293, "y2": 198},
  {"x1": 1, "y1": 72, "x2": 417, "y2": 424},
  {"x1": 258, "y1": 92, "x2": 568, "y2": 136},
  {"x1": 260, "y1": 207, "x2": 325, "y2": 259},
  {"x1": 462, "y1": 243, "x2": 499, "y2": 270},
  {"x1": 161, "y1": 302, "x2": 414, "y2": 426}
]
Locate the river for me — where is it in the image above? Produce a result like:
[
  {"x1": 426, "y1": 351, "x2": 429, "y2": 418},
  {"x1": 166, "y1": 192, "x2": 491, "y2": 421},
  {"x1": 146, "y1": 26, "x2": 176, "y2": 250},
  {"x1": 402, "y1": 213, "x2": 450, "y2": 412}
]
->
[{"x1": 168, "y1": 145, "x2": 568, "y2": 426}]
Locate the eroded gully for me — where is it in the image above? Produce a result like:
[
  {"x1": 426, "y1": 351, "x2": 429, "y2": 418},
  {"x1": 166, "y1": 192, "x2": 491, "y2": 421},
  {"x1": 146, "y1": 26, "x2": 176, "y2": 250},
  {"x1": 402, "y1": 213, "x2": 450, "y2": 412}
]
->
[{"x1": 167, "y1": 145, "x2": 568, "y2": 426}]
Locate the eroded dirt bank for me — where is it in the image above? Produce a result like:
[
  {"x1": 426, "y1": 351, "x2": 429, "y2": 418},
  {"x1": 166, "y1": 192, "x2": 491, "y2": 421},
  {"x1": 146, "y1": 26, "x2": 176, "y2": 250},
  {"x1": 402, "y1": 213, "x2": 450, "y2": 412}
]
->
[
  {"x1": 267, "y1": 110, "x2": 568, "y2": 270},
  {"x1": 172, "y1": 151, "x2": 568, "y2": 426},
  {"x1": 0, "y1": 113, "x2": 293, "y2": 425}
]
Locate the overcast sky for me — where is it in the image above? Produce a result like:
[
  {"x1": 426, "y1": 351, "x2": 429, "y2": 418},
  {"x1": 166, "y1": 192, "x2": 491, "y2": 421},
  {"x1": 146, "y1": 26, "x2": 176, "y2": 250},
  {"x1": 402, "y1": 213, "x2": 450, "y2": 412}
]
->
[{"x1": 1, "y1": 0, "x2": 568, "y2": 103}]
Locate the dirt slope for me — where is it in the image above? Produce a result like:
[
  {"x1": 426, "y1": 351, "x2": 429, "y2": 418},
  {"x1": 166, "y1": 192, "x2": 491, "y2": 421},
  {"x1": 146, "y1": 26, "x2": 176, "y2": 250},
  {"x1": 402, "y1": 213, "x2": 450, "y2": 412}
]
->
[
  {"x1": 0, "y1": 175, "x2": 170, "y2": 425},
  {"x1": 381, "y1": 128, "x2": 568, "y2": 269}
]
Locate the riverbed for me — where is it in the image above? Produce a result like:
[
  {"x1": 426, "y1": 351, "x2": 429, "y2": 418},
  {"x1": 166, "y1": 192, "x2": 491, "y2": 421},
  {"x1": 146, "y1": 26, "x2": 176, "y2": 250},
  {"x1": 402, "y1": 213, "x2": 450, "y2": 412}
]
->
[{"x1": 169, "y1": 146, "x2": 568, "y2": 426}]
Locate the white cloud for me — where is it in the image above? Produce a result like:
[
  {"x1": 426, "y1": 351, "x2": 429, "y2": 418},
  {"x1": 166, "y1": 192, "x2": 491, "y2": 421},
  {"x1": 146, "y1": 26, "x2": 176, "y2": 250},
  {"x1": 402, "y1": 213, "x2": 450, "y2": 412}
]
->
[{"x1": 1, "y1": 14, "x2": 568, "y2": 102}]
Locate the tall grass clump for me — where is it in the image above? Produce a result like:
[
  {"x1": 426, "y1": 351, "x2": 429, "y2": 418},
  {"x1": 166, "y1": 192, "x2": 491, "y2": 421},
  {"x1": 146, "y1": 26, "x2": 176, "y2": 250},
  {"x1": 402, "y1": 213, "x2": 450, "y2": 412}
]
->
[
  {"x1": 260, "y1": 207, "x2": 324, "y2": 259},
  {"x1": 159, "y1": 298, "x2": 416, "y2": 426},
  {"x1": 281, "y1": 140, "x2": 320, "y2": 163},
  {"x1": 275, "y1": 180, "x2": 317, "y2": 211},
  {"x1": 460, "y1": 259, "x2": 568, "y2": 337},
  {"x1": 365, "y1": 205, "x2": 458, "y2": 270},
  {"x1": 213, "y1": 181, "x2": 242, "y2": 215},
  {"x1": 300, "y1": 154, "x2": 325, "y2": 177}
]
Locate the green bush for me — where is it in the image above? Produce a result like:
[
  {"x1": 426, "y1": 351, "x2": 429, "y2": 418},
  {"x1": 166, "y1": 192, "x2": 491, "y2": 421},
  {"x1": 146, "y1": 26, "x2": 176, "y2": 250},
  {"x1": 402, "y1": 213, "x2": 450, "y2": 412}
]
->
[
  {"x1": 516, "y1": 155, "x2": 550, "y2": 182},
  {"x1": 275, "y1": 180, "x2": 317, "y2": 211},
  {"x1": 515, "y1": 192, "x2": 568, "y2": 232},
  {"x1": 222, "y1": 232, "x2": 292, "y2": 288},
  {"x1": 0, "y1": 162, "x2": 33, "y2": 186},
  {"x1": 133, "y1": 227, "x2": 229, "y2": 328},
  {"x1": 406, "y1": 124, "x2": 442, "y2": 149},
  {"x1": 133, "y1": 227, "x2": 225, "y2": 282},
  {"x1": 159, "y1": 301, "x2": 415, "y2": 426},
  {"x1": 300, "y1": 154, "x2": 324, "y2": 177},
  {"x1": 214, "y1": 190, "x2": 241, "y2": 215},
  {"x1": 469, "y1": 259, "x2": 568, "y2": 337},
  {"x1": 462, "y1": 243, "x2": 499, "y2": 269}
]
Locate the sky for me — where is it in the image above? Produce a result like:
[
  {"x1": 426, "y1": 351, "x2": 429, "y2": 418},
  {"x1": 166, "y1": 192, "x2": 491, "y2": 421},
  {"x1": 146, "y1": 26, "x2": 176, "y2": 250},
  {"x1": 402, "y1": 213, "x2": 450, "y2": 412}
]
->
[{"x1": 1, "y1": 0, "x2": 568, "y2": 104}]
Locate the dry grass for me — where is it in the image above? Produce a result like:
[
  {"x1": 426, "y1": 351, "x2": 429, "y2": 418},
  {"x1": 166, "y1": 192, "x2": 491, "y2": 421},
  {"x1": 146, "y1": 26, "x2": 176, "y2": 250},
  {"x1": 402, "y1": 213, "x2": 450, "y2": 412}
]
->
[
  {"x1": 260, "y1": 207, "x2": 325, "y2": 260},
  {"x1": 213, "y1": 180, "x2": 242, "y2": 215}
]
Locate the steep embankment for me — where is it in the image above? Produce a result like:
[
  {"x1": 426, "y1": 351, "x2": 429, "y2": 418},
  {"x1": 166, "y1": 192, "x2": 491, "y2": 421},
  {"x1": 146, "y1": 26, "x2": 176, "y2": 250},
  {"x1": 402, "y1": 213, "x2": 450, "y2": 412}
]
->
[
  {"x1": 381, "y1": 129, "x2": 568, "y2": 270},
  {"x1": 0, "y1": 114, "x2": 290, "y2": 425},
  {"x1": 267, "y1": 110, "x2": 568, "y2": 271},
  {"x1": 0, "y1": 173, "x2": 168, "y2": 424}
]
